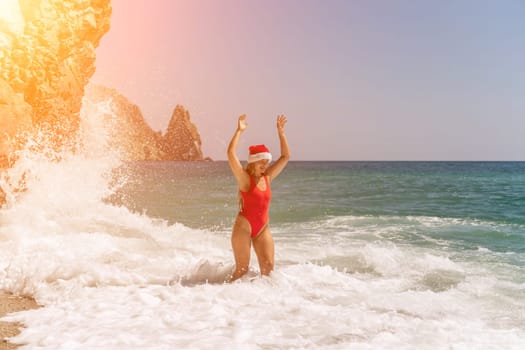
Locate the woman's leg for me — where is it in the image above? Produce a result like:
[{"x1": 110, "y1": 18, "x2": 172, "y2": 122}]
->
[
  {"x1": 229, "y1": 215, "x2": 252, "y2": 281},
  {"x1": 252, "y1": 226, "x2": 274, "y2": 276}
]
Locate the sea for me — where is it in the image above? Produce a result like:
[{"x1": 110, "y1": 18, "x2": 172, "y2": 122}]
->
[{"x1": 1, "y1": 98, "x2": 524, "y2": 349}]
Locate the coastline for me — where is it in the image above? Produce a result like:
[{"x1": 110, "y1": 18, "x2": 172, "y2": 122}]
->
[{"x1": 0, "y1": 291, "x2": 38, "y2": 350}]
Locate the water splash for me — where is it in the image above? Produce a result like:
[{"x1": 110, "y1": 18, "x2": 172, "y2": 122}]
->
[{"x1": 0, "y1": 95, "x2": 123, "y2": 209}]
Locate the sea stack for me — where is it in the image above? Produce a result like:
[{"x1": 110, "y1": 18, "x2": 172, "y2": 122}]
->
[{"x1": 163, "y1": 105, "x2": 204, "y2": 161}]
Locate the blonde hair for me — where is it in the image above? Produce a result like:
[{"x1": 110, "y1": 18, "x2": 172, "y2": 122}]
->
[{"x1": 245, "y1": 163, "x2": 256, "y2": 176}]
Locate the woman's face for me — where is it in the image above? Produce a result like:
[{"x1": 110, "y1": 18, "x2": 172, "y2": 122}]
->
[{"x1": 252, "y1": 159, "x2": 270, "y2": 176}]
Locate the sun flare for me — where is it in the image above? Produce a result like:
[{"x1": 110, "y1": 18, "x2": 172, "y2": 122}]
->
[{"x1": 0, "y1": 0, "x2": 25, "y2": 34}]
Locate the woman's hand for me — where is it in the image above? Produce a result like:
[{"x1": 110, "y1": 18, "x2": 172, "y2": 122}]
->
[
  {"x1": 238, "y1": 114, "x2": 248, "y2": 132},
  {"x1": 277, "y1": 114, "x2": 287, "y2": 133}
]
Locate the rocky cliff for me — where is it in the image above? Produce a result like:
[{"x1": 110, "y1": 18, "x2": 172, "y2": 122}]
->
[
  {"x1": 0, "y1": 0, "x2": 206, "y2": 166},
  {"x1": 85, "y1": 85, "x2": 206, "y2": 161},
  {"x1": 0, "y1": 0, "x2": 112, "y2": 165},
  {"x1": 0, "y1": 78, "x2": 32, "y2": 166}
]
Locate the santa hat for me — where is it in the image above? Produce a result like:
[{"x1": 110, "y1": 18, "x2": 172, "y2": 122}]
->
[{"x1": 247, "y1": 144, "x2": 272, "y2": 163}]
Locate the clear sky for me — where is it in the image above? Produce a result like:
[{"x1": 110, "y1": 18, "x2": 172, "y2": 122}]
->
[{"x1": 92, "y1": 0, "x2": 525, "y2": 161}]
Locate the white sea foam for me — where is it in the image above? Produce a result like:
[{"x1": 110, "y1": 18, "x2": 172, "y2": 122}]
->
[{"x1": 1, "y1": 98, "x2": 525, "y2": 349}]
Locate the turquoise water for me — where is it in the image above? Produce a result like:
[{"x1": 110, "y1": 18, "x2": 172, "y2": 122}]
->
[{"x1": 114, "y1": 161, "x2": 525, "y2": 255}]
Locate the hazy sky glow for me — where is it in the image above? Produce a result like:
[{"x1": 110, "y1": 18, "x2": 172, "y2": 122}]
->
[{"x1": 92, "y1": 0, "x2": 525, "y2": 161}]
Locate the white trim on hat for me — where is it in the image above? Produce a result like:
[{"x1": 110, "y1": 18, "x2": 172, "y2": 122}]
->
[{"x1": 247, "y1": 152, "x2": 272, "y2": 164}]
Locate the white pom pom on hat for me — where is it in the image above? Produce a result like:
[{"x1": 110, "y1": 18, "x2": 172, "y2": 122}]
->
[{"x1": 247, "y1": 144, "x2": 272, "y2": 163}]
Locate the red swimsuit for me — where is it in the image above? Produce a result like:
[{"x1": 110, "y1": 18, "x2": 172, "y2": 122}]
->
[{"x1": 239, "y1": 176, "x2": 272, "y2": 238}]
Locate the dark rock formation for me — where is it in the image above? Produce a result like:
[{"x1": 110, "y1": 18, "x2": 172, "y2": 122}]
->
[
  {"x1": 85, "y1": 85, "x2": 206, "y2": 161},
  {"x1": 0, "y1": 0, "x2": 112, "y2": 159},
  {"x1": 163, "y1": 105, "x2": 204, "y2": 161},
  {"x1": 84, "y1": 85, "x2": 165, "y2": 160}
]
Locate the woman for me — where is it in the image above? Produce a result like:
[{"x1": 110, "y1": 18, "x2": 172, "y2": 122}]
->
[{"x1": 227, "y1": 114, "x2": 290, "y2": 281}]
